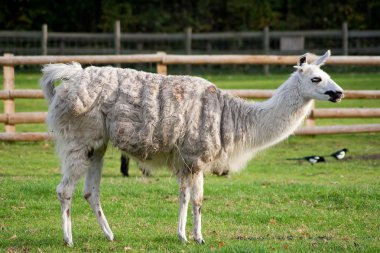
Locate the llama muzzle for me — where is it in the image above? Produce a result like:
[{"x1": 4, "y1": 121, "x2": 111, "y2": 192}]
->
[{"x1": 325, "y1": 90, "x2": 344, "y2": 103}]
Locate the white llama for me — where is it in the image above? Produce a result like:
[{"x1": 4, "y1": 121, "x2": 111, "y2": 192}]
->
[{"x1": 40, "y1": 50, "x2": 343, "y2": 246}]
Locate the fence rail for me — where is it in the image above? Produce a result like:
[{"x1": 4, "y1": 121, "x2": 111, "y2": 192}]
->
[
  {"x1": 1, "y1": 53, "x2": 380, "y2": 141},
  {"x1": 1, "y1": 54, "x2": 380, "y2": 66},
  {"x1": 0, "y1": 112, "x2": 47, "y2": 124}
]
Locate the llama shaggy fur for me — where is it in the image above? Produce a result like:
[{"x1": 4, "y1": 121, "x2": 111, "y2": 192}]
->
[{"x1": 41, "y1": 50, "x2": 343, "y2": 246}]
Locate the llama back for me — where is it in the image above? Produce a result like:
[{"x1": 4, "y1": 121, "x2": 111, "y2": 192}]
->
[{"x1": 104, "y1": 69, "x2": 227, "y2": 169}]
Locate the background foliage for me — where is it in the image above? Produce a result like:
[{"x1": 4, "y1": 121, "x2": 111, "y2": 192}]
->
[{"x1": 0, "y1": 0, "x2": 380, "y2": 32}]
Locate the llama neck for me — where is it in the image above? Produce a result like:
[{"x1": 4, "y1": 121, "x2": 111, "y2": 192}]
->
[
  {"x1": 219, "y1": 73, "x2": 313, "y2": 172},
  {"x1": 247, "y1": 73, "x2": 313, "y2": 150}
]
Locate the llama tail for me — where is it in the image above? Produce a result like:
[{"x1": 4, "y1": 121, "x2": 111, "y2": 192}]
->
[{"x1": 40, "y1": 62, "x2": 83, "y2": 104}]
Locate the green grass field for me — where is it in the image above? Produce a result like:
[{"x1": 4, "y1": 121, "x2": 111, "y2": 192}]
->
[{"x1": 0, "y1": 70, "x2": 379, "y2": 252}]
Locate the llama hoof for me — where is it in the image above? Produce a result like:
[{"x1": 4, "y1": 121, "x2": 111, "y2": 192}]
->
[
  {"x1": 64, "y1": 239, "x2": 74, "y2": 247},
  {"x1": 194, "y1": 238, "x2": 205, "y2": 244},
  {"x1": 105, "y1": 233, "x2": 114, "y2": 241},
  {"x1": 178, "y1": 234, "x2": 188, "y2": 243}
]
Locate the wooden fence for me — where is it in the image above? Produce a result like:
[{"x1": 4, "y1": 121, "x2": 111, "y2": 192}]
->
[
  {"x1": 1, "y1": 53, "x2": 380, "y2": 141},
  {"x1": 1, "y1": 22, "x2": 380, "y2": 56}
]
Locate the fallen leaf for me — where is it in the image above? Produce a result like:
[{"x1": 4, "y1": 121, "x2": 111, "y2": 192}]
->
[
  {"x1": 218, "y1": 241, "x2": 225, "y2": 247},
  {"x1": 5, "y1": 247, "x2": 18, "y2": 253},
  {"x1": 124, "y1": 246, "x2": 132, "y2": 251},
  {"x1": 9, "y1": 235, "x2": 17, "y2": 240}
]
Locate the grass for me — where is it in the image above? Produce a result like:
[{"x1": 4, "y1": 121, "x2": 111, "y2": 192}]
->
[{"x1": 0, "y1": 70, "x2": 380, "y2": 252}]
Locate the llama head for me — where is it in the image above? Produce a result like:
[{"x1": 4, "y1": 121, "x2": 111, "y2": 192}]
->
[{"x1": 294, "y1": 50, "x2": 344, "y2": 103}]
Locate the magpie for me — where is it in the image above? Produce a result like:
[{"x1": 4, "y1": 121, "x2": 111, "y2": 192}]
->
[
  {"x1": 287, "y1": 156, "x2": 326, "y2": 165},
  {"x1": 330, "y1": 148, "x2": 348, "y2": 160}
]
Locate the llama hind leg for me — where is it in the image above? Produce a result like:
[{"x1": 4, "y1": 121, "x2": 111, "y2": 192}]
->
[
  {"x1": 57, "y1": 177, "x2": 76, "y2": 246},
  {"x1": 177, "y1": 175, "x2": 191, "y2": 243},
  {"x1": 57, "y1": 150, "x2": 90, "y2": 246},
  {"x1": 83, "y1": 146, "x2": 114, "y2": 241},
  {"x1": 191, "y1": 172, "x2": 205, "y2": 244}
]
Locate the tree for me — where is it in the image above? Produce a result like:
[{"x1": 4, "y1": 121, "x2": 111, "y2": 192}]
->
[{"x1": 0, "y1": 0, "x2": 378, "y2": 32}]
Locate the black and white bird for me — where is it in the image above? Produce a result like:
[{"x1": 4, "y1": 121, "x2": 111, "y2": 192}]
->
[
  {"x1": 330, "y1": 148, "x2": 348, "y2": 160},
  {"x1": 287, "y1": 155, "x2": 326, "y2": 165}
]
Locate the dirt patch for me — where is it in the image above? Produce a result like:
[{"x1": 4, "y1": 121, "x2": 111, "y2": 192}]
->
[
  {"x1": 173, "y1": 84, "x2": 184, "y2": 102},
  {"x1": 207, "y1": 85, "x2": 217, "y2": 93}
]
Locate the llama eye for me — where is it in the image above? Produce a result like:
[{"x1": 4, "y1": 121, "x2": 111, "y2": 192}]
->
[{"x1": 311, "y1": 77, "x2": 322, "y2": 83}]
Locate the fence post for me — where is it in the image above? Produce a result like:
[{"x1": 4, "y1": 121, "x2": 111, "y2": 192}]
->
[
  {"x1": 3, "y1": 53, "x2": 16, "y2": 133},
  {"x1": 156, "y1": 52, "x2": 167, "y2": 75},
  {"x1": 137, "y1": 42, "x2": 144, "y2": 52},
  {"x1": 41, "y1": 24, "x2": 48, "y2": 55},
  {"x1": 185, "y1": 27, "x2": 192, "y2": 74},
  {"x1": 342, "y1": 22, "x2": 348, "y2": 55},
  {"x1": 114, "y1": 20, "x2": 121, "y2": 55},
  {"x1": 305, "y1": 100, "x2": 316, "y2": 127},
  {"x1": 263, "y1": 26, "x2": 269, "y2": 75},
  {"x1": 207, "y1": 41, "x2": 212, "y2": 72}
]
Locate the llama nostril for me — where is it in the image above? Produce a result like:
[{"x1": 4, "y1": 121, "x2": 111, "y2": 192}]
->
[
  {"x1": 325, "y1": 90, "x2": 343, "y2": 98},
  {"x1": 335, "y1": 91, "x2": 344, "y2": 99},
  {"x1": 325, "y1": 90, "x2": 343, "y2": 102},
  {"x1": 324, "y1": 90, "x2": 335, "y2": 97}
]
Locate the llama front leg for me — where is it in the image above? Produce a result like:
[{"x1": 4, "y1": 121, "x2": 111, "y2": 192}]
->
[
  {"x1": 191, "y1": 172, "x2": 205, "y2": 244},
  {"x1": 177, "y1": 175, "x2": 191, "y2": 243},
  {"x1": 83, "y1": 147, "x2": 114, "y2": 241}
]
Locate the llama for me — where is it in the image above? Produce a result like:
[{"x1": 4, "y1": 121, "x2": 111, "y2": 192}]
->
[{"x1": 40, "y1": 50, "x2": 343, "y2": 246}]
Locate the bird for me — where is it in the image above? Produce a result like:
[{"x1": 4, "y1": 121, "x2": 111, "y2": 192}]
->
[
  {"x1": 287, "y1": 156, "x2": 326, "y2": 165},
  {"x1": 330, "y1": 148, "x2": 348, "y2": 160}
]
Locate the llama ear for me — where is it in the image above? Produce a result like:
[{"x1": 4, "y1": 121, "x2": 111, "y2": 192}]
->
[
  {"x1": 297, "y1": 53, "x2": 309, "y2": 67},
  {"x1": 312, "y1": 50, "x2": 331, "y2": 66}
]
